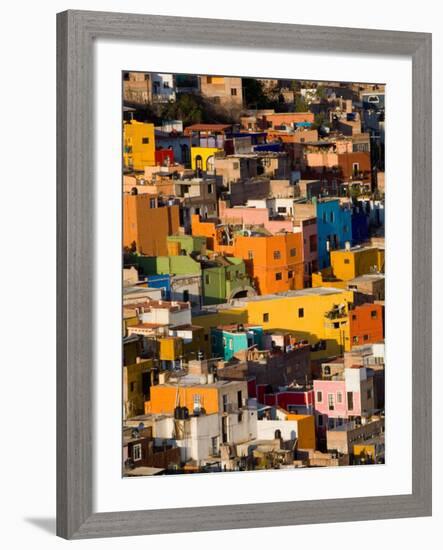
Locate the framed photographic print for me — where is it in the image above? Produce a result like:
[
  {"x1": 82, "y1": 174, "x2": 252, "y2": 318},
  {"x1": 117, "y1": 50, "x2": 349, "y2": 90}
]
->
[{"x1": 57, "y1": 10, "x2": 432, "y2": 539}]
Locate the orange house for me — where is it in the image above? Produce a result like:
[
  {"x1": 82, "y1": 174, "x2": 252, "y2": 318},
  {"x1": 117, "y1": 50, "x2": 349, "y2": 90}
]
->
[
  {"x1": 231, "y1": 233, "x2": 304, "y2": 295},
  {"x1": 349, "y1": 303, "x2": 384, "y2": 347},
  {"x1": 146, "y1": 378, "x2": 248, "y2": 416},
  {"x1": 191, "y1": 215, "x2": 223, "y2": 252},
  {"x1": 123, "y1": 192, "x2": 179, "y2": 256},
  {"x1": 191, "y1": 215, "x2": 304, "y2": 294},
  {"x1": 148, "y1": 385, "x2": 220, "y2": 415}
]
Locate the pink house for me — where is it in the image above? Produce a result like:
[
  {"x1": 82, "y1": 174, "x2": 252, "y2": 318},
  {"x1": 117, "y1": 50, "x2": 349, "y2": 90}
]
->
[
  {"x1": 313, "y1": 366, "x2": 375, "y2": 435},
  {"x1": 219, "y1": 204, "x2": 294, "y2": 234}
]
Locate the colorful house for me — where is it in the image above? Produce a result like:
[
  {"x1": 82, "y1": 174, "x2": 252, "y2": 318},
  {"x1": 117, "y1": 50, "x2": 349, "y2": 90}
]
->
[
  {"x1": 227, "y1": 287, "x2": 355, "y2": 359},
  {"x1": 349, "y1": 303, "x2": 384, "y2": 346},
  {"x1": 202, "y1": 257, "x2": 256, "y2": 305},
  {"x1": 229, "y1": 232, "x2": 305, "y2": 295},
  {"x1": 123, "y1": 121, "x2": 156, "y2": 170},
  {"x1": 329, "y1": 246, "x2": 384, "y2": 281},
  {"x1": 316, "y1": 198, "x2": 352, "y2": 269},
  {"x1": 123, "y1": 348, "x2": 155, "y2": 419},
  {"x1": 211, "y1": 324, "x2": 263, "y2": 360},
  {"x1": 313, "y1": 365, "x2": 376, "y2": 434},
  {"x1": 191, "y1": 146, "x2": 223, "y2": 172},
  {"x1": 191, "y1": 216, "x2": 305, "y2": 295},
  {"x1": 123, "y1": 193, "x2": 179, "y2": 256}
]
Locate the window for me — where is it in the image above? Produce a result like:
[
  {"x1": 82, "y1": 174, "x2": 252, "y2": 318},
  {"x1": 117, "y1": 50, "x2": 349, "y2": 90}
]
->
[
  {"x1": 353, "y1": 336, "x2": 359, "y2": 344},
  {"x1": 231, "y1": 88, "x2": 237, "y2": 96},
  {"x1": 352, "y1": 162, "x2": 360, "y2": 174},
  {"x1": 205, "y1": 274, "x2": 210, "y2": 284},
  {"x1": 298, "y1": 308, "x2": 304, "y2": 318},
  {"x1": 371, "y1": 310, "x2": 378, "y2": 318},
  {"x1": 330, "y1": 212, "x2": 334, "y2": 223},
  {"x1": 208, "y1": 184, "x2": 213, "y2": 194},
  {"x1": 142, "y1": 137, "x2": 150, "y2": 144},
  {"x1": 277, "y1": 206, "x2": 287, "y2": 214},
  {"x1": 344, "y1": 259, "x2": 350, "y2": 264},
  {"x1": 364, "y1": 334, "x2": 369, "y2": 341},
  {"x1": 228, "y1": 339, "x2": 233, "y2": 350},
  {"x1": 317, "y1": 414, "x2": 324, "y2": 427},
  {"x1": 263, "y1": 313, "x2": 269, "y2": 323},
  {"x1": 130, "y1": 381, "x2": 136, "y2": 393},
  {"x1": 204, "y1": 334, "x2": 209, "y2": 341},
  {"x1": 193, "y1": 394, "x2": 202, "y2": 412},
  {"x1": 163, "y1": 81, "x2": 170, "y2": 88},
  {"x1": 233, "y1": 161, "x2": 239, "y2": 170},
  {"x1": 211, "y1": 436, "x2": 219, "y2": 455},
  {"x1": 207, "y1": 76, "x2": 213, "y2": 84},
  {"x1": 288, "y1": 270, "x2": 293, "y2": 279},
  {"x1": 347, "y1": 391, "x2": 354, "y2": 410},
  {"x1": 333, "y1": 322, "x2": 340, "y2": 329},
  {"x1": 352, "y1": 314, "x2": 357, "y2": 320},
  {"x1": 337, "y1": 392, "x2": 343, "y2": 404},
  {"x1": 309, "y1": 235, "x2": 317, "y2": 253},
  {"x1": 316, "y1": 391, "x2": 323, "y2": 403},
  {"x1": 273, "y1": 250, "x2": 281, "y2": 260},
  {"x1": 328, "y1": 418, "x2": 335, "y2": 429},
  {"x1": 222, "y1": 394, "x2": 228, "y2": 413},
  {"x1": 133, "y1": 443, "x2": 142, "y2": 462},
  {"x1": 275, "y1": 272, "x2": 282, "y2": 281},
  {"x1": 183, "y1": 290, "x2": 189, "y2": 302},
  {"x1": 248, "y1": 250, "x2": 254, "y2": 260},
  {"x1": 324, "y1": 366, "x2": 331, "y2": 375},
  {"x1": 290, "y1": 248, "x2": 296, "y2": 257},
  {"x1": 322, "y1": 212, "x2": 327, "y2": 223},
  {"x1": 237, "y1": 390, "x2": 243, "y2": 409},
  {"x1": 328, "y1": 394, "x2": 334, "y2": 411}
]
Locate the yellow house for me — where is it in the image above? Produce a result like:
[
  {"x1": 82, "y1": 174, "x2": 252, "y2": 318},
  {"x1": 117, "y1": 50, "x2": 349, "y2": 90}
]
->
[
  {"x1": 123, "y1": 121, "x2": 155, "y2": 170},
  {"x1": 329, "y1": 247, "x2": 384, "y2": 281},
  {"x1": 159, "y1": 337, "x2": 183, "y2": 362},
  {"x1": 191, "y1": 146, "x2": 222, "y2": 171},
  {"x1": 192, "y1": 309, "x2": 248, "y2": 346},
  {"x1": 123, "y1": 358, "x2": 155, "y2": 419},
  {"x1": 286, "y1": 414, "x2": 316, "y2": 449},
  {"x1": 311, "y1": 269, "x2": 348, "y2": 289},
  {"x1": 227, "y1": 288, "x2": 355, "y2": 358},
  {"x1": 123, "y1": 310, "x2": 139, "y2": 336}
]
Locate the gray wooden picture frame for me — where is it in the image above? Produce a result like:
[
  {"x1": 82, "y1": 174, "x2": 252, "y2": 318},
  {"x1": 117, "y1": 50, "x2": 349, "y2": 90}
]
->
[{"x1": 57, "y1": 9, "x2": 432, "y2": 540}]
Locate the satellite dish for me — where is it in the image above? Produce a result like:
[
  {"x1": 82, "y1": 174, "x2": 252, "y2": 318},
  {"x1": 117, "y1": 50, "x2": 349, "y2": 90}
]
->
[{"x1": 138, "y1": 422, "x2": 145, "y2": 431}]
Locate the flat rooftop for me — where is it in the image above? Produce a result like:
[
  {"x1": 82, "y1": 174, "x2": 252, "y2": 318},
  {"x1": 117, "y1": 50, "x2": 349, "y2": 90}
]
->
[{"x1": 235, "y1": 287, "x2": 349, "y2": 302}]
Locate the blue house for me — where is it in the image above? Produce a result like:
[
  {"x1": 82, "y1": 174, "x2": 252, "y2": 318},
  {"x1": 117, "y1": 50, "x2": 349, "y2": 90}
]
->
[
  {"x1": 146, "y1": 274, "x2": 171, "y2": 299},
  {"x1": 351, "y1": 203, "x2": 369, "y2": 245},
  {"x1": 316, "y1": 199, "x2": 352, "y2": 269},
  {"x1": 211, "y1": 324, "x2": 263, "y2": 361}
]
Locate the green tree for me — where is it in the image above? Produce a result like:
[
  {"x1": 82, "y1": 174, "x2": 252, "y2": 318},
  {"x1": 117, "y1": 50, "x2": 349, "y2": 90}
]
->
[
  {"x1": 243, "y1": 78, "x2": 269, "y2": 109},
  {"x1": 294, "y1": 95, "x2": 309, "y2": 112},
  {"x1": 160, "y1": 94, "x2": 204, "y2": 127}
]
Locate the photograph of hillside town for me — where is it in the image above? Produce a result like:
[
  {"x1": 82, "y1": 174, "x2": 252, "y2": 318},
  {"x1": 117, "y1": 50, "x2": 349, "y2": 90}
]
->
[{"x1": 122, "y1": 72, "x2": 385, "y2": 477}]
